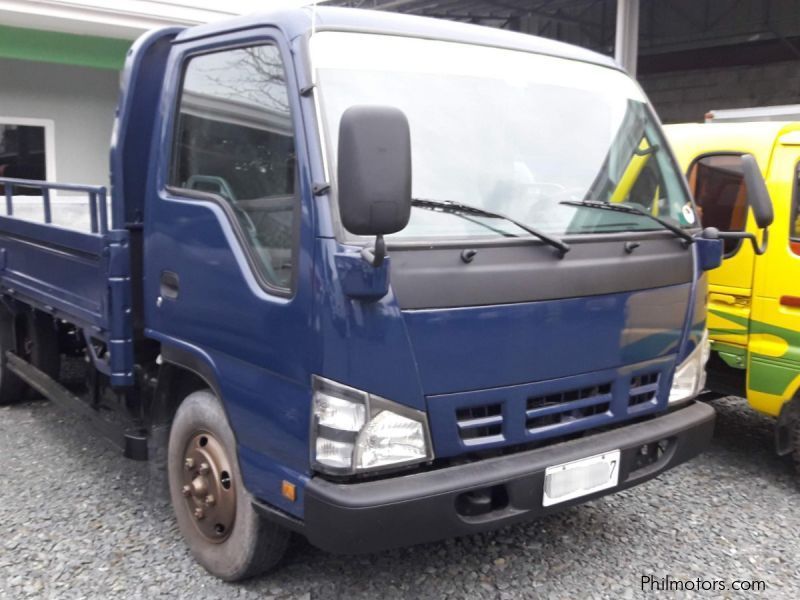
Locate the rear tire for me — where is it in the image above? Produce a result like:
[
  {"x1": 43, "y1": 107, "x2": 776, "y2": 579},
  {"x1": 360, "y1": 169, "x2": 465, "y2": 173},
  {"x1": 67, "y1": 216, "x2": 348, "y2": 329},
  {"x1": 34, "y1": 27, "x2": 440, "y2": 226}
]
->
[
  {"x1": 14, "y1": 310, "x2": 61, "y2": 401},
  {"x1": 24, "y1": 310, "x2": 61, "y2": 380},
  {"x1": 167, "y1": 389, "x2": 289, "y2": 581},
  {"x1": 0, "y1": 306, "x2": 25, "y2": 405},
  {"x1": 792, "y1": 409, "x2": 800, "y2": 480}
]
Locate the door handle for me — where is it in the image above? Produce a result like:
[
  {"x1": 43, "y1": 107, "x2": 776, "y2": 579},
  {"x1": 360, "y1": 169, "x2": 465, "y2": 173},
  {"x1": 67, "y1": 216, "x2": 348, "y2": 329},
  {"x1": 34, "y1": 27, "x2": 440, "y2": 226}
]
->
[
  {"x1": 709, "y1": 293, "x2": 736, "y2": 305},
  {"x1": 160, "y1": 270, "x2": 180, "y2": 300}
]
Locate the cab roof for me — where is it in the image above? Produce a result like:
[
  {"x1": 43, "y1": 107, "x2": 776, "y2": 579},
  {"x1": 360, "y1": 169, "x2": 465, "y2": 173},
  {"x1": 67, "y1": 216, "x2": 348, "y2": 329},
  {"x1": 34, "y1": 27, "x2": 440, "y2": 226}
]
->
[
  {"x1": 665, "y1": 121, "x2": 800, "y2": 172},
  {"x1": 175, "y1": 5, "x2": 617, "y2": 70}
]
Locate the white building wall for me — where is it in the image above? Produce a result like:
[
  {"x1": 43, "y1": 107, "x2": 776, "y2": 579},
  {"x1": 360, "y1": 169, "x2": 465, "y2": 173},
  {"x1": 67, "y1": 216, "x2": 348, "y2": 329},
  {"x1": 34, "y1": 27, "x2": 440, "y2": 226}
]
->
[
  {"x1": 0, "y1": 0, "x2": 318, "y2": 39},
  {"x1": 1, "y1": 56, "x2": 119, "y2": 186}
]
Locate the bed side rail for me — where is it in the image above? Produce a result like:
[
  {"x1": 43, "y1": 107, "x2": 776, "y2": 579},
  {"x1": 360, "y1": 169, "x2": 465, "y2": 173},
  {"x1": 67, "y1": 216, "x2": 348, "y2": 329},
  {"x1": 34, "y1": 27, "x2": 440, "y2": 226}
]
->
[{"x1": 0, "y1": 177, "x2": 109, "y2": 233}]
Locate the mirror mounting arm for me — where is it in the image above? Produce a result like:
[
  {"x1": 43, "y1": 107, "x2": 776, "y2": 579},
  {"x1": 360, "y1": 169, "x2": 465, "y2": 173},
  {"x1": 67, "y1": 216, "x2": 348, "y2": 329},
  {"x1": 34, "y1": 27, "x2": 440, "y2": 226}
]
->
[
  {"x1": 701, "y1": 226, "x2": 769, "y2": 255},
  {"x1": 361, "y1": 234, "x2": 386, "y2": 267},
  {"x1": 751, "y1": 227, "x2": 769, "y2": 255}
]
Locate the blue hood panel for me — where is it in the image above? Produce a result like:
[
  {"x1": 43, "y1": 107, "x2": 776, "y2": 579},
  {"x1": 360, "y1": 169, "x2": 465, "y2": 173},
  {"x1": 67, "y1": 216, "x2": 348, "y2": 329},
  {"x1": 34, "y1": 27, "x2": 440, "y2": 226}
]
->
[{"x1": 402, "y1": 283, "x2": 691, "y2": 395}]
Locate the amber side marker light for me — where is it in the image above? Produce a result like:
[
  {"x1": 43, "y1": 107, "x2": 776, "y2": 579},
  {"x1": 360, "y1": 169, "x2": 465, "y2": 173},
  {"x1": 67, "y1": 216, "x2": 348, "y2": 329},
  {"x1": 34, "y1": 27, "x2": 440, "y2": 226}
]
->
[{"x1": 281, "y1": 480, "x2": 297, "y2": 502}]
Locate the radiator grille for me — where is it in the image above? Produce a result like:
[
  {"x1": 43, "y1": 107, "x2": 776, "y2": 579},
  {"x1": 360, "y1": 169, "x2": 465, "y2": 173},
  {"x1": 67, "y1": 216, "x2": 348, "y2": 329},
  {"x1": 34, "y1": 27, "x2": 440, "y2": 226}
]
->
[
  {"x1": 432, "y1": 361, "x2": 671, "y2": 457},
  {"x1": 456, "y1": 403, "x2": 503, "y2": 444},
  {"x1": 629, "y1": 372, "x2": 660, "y2": 407},
  {"x1": 526, "y1": 383, "x2": 612, "y2": 431}
]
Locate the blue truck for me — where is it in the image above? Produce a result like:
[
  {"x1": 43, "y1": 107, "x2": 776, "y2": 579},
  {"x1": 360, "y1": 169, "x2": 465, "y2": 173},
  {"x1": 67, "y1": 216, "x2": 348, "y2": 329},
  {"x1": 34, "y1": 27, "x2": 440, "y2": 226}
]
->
[{"x1": 0, "y1": 5, "x2": 771, "y2": 582}]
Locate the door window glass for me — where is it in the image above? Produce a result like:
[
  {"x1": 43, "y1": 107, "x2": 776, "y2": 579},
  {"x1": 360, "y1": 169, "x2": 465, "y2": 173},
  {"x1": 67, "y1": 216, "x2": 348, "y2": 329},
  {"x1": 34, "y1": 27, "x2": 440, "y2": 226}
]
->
[
  {"x1": 687, "y1": 154, "x2": 749, "y2": 255},
  {"x1": 170, "y1": 45, "x2": 296, "y2": 291}
]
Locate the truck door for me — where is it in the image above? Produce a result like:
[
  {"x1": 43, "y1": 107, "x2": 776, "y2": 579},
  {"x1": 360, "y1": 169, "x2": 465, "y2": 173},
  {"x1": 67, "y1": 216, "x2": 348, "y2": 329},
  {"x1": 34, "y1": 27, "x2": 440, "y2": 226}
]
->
[
  {"x1": 747, "y1": 134, "x2": 800, "y2": 414},
  {"x1": 143, "y1": 33, "x2": 315, "y2": 508},
  {"x1": 687, "y1": 154, "x2": 759, "y2": 353}
]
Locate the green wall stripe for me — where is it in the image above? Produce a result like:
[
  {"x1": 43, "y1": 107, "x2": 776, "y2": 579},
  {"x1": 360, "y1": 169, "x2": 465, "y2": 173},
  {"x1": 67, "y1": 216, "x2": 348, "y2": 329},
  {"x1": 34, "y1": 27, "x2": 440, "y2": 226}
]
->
[{"x1": 0, "y1": 25, "x2": 131, "y2": 70}]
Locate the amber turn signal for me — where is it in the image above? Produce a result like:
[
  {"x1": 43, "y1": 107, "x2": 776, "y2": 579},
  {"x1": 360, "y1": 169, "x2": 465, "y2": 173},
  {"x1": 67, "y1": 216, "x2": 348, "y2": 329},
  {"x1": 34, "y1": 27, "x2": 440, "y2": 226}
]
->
[{"x1": 281, "y1": 480, "x2": 296, "y2": 502}]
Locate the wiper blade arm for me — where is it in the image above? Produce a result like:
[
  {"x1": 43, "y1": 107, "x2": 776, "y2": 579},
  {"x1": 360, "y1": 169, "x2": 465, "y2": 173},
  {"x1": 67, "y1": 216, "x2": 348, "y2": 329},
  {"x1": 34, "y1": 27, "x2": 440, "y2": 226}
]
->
[
  {"x1": 411, "y1": 198, "x2": 570, "y2": 258},
  {"x1": 409, "y1": 198, "x2": 517, "y2": 238},
  {"x1": 559, "y1": 199, "x2": 694, "y2": 244}
]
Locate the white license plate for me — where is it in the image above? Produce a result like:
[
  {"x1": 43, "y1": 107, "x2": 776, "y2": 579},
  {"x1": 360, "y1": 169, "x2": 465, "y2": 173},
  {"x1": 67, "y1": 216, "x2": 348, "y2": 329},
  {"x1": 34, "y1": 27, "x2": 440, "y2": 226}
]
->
[{"x1": 542, "y1": 449, "x2": 620, "y2": 507}]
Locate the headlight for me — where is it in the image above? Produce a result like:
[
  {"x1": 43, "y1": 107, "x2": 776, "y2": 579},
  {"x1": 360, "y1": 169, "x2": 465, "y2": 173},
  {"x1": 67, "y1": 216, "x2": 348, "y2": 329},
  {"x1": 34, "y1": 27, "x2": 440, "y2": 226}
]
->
[
  {"x1": 669, "y1": 330, "x2": 710, "y2": 405},
  {"x1": 311, "y1": 376, "x2": 433, "y2": 475}
]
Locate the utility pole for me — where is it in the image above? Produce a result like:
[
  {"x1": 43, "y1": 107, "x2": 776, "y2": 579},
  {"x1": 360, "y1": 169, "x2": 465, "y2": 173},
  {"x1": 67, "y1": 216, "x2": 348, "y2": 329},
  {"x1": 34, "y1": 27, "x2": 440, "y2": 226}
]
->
[{"x1": 615, "y1": 0, "x2": 640, "y2": 76}]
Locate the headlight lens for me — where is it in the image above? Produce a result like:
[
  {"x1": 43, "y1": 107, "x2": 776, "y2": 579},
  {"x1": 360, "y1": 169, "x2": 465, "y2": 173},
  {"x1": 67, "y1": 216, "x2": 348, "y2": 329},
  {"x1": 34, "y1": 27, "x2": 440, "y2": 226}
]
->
[
  {"x1": 356, "y1": 410, "x2": 427, "y2": 469},
  {"x1": 669, "y1": 330, "x2": 710, "y2": 405},
  {"x1": 314, "y1": 437, "x2": 354, "y2": 469},
  {"x1": 311, "y1": 376, "x2": 433, "y2": 474},
  {"x1": 314, "y1": 391, "x2": 366, "y2": 432}
]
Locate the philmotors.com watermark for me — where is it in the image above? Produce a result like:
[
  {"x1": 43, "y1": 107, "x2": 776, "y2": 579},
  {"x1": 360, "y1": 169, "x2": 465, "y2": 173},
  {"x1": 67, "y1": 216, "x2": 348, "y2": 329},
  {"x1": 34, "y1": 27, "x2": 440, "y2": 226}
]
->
[{"x1": 641, "y1": 575, "x2": 767, "y2": 593}]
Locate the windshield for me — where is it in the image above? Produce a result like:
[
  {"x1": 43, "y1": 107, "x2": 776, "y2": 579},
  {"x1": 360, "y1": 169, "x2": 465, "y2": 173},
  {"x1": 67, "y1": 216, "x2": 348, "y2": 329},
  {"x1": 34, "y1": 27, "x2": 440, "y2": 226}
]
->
[{"x1": 311, "y1": 32, "x2": 696, "y2": 241}]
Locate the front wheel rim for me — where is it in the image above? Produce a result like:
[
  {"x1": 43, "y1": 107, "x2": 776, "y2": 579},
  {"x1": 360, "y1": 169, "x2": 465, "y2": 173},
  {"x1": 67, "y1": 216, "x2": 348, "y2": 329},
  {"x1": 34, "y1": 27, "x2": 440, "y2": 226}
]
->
[{"x1": 179, "y1": 431, "x2": 237, "y2": 543}]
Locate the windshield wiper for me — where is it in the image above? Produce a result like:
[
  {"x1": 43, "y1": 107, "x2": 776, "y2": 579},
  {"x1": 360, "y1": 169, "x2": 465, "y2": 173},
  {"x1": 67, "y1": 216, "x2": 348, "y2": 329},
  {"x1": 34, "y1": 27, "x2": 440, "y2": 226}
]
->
[
  {"x1": 559, "y1": 199, "x2": 694, "y2": 245},
  {"x1": 411, "y1": 198, "x2": 570, "y2": 257}
]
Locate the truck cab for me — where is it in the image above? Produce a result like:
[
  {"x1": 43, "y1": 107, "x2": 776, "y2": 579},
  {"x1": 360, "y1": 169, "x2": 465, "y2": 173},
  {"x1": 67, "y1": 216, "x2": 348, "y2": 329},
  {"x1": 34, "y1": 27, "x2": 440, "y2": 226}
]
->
[
  {"x1": 0, "y1": 7, "x2": 721, "y2": 580},
  {"x1": 667, "y1": 121, "x2": 800, "y2": 465}
]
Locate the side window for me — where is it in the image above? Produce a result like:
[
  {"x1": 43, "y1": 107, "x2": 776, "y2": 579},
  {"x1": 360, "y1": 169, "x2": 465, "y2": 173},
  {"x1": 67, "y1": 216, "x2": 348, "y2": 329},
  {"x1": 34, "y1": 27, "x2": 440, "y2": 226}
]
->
[
  {"x1": 687, "y1": 154, "x2": 749, "y2": 255},
  {"x1": 0, "y1": 121, "x2": 49, "y2": 195},
  {"x1": 170, "y1": 45, "x2": 296, "y2": 291}
]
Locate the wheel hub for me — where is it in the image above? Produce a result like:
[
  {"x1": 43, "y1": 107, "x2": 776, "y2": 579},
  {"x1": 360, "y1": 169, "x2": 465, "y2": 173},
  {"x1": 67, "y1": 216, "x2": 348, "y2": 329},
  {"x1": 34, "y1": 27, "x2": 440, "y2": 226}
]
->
[{"x1": 181, "y1": 432, "x2": 236, "y2": 542}]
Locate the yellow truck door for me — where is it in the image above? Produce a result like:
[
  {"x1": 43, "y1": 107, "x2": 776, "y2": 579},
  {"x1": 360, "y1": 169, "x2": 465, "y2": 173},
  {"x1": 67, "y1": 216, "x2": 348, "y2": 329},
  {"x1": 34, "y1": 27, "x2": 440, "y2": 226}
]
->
[
  {"x1": 747, "y1": 131, "x2": 800, "y2": 415},
  {"x1": 686, "y1": 153, "x2": 759, "y2": 354}
]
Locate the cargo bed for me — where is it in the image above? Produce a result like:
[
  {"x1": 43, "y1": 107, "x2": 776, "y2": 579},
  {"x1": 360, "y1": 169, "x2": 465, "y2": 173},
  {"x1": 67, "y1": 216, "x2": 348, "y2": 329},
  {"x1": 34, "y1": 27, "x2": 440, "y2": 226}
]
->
[{"x1": 0, "y1": 177, "x2": 133, "y2": 385}]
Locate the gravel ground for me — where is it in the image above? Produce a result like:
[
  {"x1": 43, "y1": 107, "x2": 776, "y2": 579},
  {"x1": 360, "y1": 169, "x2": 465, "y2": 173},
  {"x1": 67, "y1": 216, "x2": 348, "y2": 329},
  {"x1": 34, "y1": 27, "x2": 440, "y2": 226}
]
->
[{"x1": 1, "y1": 396, "x2": 799, "y2": 600}]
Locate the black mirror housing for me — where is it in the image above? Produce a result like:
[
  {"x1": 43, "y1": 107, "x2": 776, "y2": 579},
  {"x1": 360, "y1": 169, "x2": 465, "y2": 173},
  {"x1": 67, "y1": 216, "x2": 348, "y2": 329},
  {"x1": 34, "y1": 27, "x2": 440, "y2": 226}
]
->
[
  {"x1": 741, "y1": 154, "x2": 774, "y2": 229},
  {"x1": 337, "y1": 105, "x2": 412, "y2": 238}
]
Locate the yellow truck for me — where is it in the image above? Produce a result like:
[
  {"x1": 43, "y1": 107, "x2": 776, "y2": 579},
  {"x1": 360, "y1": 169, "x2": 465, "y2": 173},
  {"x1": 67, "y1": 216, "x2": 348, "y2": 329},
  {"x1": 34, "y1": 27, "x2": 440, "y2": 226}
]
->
[{"x1": 667, "y1": 121, "x2": 800, "y2": 465}]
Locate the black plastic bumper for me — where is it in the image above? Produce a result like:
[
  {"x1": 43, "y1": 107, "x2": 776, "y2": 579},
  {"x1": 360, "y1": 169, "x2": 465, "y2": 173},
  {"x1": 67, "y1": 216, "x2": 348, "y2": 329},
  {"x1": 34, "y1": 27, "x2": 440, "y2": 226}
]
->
[{"x1": 300, "y1": 402, "x2": 714, "y2": 554}]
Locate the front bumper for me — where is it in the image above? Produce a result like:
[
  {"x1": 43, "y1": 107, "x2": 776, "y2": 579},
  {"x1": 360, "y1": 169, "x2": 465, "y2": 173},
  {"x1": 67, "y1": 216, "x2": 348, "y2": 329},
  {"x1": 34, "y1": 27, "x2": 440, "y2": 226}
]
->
[{"x1": 300, "y1": 402, "x2": 714, "y2": 554}]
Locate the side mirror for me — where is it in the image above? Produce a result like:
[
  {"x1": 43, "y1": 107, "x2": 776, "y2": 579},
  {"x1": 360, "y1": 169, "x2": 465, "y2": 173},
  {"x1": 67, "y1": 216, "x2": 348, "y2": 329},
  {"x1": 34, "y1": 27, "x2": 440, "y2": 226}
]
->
[
  {"x1": 701, "y1": 154, "x2": 773, "y2": 255},
  {"x1": 338, "y1": 105, "x2": 412, "y2": 267},
  {"x1": 740, "y1": 154, "x2": 774, "y2": 229}
]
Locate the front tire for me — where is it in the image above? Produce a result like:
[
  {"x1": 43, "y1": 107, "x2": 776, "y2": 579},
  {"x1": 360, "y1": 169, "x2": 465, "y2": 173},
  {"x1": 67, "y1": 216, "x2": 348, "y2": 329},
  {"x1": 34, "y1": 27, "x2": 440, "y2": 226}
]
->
[{"x1": 167, "y1": 389, "x2": 289, "y2": 581}]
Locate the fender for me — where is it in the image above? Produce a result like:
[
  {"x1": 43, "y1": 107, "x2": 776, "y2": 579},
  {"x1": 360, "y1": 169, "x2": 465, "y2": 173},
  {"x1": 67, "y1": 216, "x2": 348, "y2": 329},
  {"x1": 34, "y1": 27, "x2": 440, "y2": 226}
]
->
[{"x1": 159, "y1": 339, "x2": 223, "y2": 401}]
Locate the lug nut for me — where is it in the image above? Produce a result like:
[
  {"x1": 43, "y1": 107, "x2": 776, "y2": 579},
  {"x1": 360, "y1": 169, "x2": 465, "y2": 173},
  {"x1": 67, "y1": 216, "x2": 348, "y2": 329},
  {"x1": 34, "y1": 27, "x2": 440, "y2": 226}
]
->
[
  {"x1": 181, "y1": 485, "x2": 192, "y2": 497},
  {"x1": 205, "y1": 494, "x2": 216, "y2": 507},
  {"x1": 184, "y1": 457, "x2": 195, "y2": 470},
  {"x1": 194, "y1": 507, "x2": 205, "y2": 520},
  {"x1": 198, "y1": 462, "x2": 210, "y2": 475}
]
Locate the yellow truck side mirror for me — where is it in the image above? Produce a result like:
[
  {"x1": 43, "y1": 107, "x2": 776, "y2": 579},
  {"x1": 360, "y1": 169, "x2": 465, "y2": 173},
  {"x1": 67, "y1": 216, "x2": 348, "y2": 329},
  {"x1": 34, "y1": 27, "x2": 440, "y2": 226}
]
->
[
  {"x1": 699, "y1": 154, "x2": 773, "y2": 256},
  {"x1": 741, "y1": 154, "x2": 774, "y2": 230}
]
